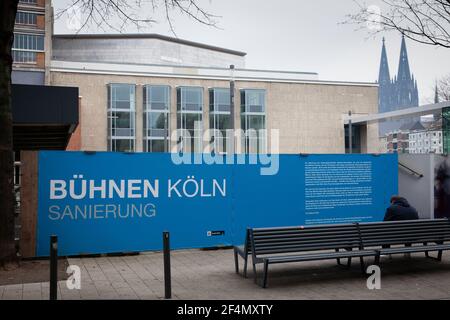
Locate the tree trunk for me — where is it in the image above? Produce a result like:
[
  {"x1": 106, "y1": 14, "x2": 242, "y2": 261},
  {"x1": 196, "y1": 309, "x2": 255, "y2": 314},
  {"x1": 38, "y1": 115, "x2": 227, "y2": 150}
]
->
[{"x1": 0, "y1": 0, "x2": 18, "y2": 265}]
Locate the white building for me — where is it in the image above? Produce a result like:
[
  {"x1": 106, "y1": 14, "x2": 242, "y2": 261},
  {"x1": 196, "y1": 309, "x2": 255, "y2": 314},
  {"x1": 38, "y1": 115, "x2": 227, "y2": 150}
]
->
[{"x1": 408, "y1": 121, "x2": 443, "y2": 154}]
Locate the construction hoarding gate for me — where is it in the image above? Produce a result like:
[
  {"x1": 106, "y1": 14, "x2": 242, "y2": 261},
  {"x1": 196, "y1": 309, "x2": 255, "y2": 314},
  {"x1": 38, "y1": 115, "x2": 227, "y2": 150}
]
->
[{"x1": 32, "y1": 151, "x2": 397, "y2": 256}]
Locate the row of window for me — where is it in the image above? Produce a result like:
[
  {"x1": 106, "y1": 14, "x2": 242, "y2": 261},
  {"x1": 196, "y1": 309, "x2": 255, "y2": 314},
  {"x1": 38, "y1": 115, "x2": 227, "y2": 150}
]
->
[
  {"x1": 13, "y1": 33, "x2": 44, "y2": 51},
  {"x1": 12, "y1": 33, "x2": 44, "y2": 64},
  {"x1": 409, "y1": 132, "x2": 442, "y2": 138},
  {"x1": 12, "y1": 50, "x2": 36, "y2": 63},
  {"x1": 107, "y1": 84, "x2": 267, "y2": 154},
  {"x1": 16, "y1": 11, "x2": 38, "y2": 25},
  {"x1": 19, "y1": 0, "x2": 38, "y2": 4}
]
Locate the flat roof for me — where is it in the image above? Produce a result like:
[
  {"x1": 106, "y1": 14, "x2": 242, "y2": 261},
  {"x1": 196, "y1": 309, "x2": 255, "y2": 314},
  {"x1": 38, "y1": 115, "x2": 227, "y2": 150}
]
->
[
  {"x1": 53, "y1": 33, "x2": 247, "y2": 57},
  {"x1": 50, "y1": 60, "x2": 377, "y2": 87}
]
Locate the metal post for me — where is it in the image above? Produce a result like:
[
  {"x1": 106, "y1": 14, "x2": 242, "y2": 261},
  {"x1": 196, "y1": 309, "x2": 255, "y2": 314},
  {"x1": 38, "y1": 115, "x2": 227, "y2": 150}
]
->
[
  {"x1": 229, "y1": 65, "x2": 235, "y2": 153},
  {"x1": 49, "y1": 235, "x2": 58, "y2": 300},
  {"x1": 348, "y1": 110, "x2": 353, "y2": 154},
  {"x1": 163, "y1": 231, "x2": 171, "y2": 299}
]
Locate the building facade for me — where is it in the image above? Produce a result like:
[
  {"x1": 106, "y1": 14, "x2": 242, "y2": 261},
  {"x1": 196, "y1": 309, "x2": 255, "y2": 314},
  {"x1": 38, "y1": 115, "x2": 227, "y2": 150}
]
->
[
  {"x1": 11, "y1": 0, "x2": 79, "y2": 153},
  {"x1": 409, "y1": 120, "x2": 444, "y2": 154},
  {"x1": 409, "y1": 130, "x2": 443, "y2": 154},
  {"x1": 49, "y1": 56, "x2": 380, "y2": 154},
  {"x1": 385, "y1": 119, "x2": 445, "y2": 154},
  {"x1": 12, "y1": 2, "x2": 381, "y2": 155},
  {"x1": 12, "y1": 0, "x2": 52, "y2": 85},
  {"x1": 386, "y1": 128, "x2": 409, "y2": 153}
]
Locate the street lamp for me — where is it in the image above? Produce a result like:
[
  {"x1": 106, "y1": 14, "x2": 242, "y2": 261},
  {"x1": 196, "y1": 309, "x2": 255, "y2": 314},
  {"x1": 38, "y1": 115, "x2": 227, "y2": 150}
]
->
[
  {"x1": 348, "y1": 110, "x2": 352, "y2": 154},
  {"x1": 229, "y1": 65, "x2": 235, "y2": 154}
]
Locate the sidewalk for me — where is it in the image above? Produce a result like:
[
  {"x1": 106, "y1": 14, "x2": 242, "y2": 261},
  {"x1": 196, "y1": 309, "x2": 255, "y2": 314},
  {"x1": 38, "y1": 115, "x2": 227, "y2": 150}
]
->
[{"x1": 1, "y1": 248, "x2": 450, "y2": 300}]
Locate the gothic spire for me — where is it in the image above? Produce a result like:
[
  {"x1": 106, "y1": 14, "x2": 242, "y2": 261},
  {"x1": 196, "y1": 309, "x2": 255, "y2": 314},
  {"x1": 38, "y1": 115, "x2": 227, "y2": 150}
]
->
[
  {"x1": 378, "y1": 37, "x2": 391, "y2": 85},
  {"x1": 397, "y1": 35, "x2": 411, "y2": 82}
]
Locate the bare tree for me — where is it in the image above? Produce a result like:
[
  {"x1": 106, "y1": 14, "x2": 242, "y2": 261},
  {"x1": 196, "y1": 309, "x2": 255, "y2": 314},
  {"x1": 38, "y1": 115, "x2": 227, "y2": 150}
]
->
[
  {"x1": 345, "y1": 0, "x2": 450, "y2": 49},
  {"x1": 437, "y1": 74, "x2": 450, "y2": 101},
  {"x1": 0, "y1": 0, "x2": 18, "y2": 269},
  {"x1": 0, "y1": 0, "x2": 217, "y2": 267}
]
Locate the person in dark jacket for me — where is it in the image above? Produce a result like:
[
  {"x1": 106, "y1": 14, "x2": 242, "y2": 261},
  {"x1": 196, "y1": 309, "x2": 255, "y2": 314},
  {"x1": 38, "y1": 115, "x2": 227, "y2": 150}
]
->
[{"x1": 383, "y1": 196, "x2": 419, "y2": 221}]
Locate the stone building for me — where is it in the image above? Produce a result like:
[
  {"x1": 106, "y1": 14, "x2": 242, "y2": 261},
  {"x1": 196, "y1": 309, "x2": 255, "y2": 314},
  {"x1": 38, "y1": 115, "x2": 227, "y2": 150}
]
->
[{"x1": 13, "y1": 1, "x2": 382, "y2": 155}]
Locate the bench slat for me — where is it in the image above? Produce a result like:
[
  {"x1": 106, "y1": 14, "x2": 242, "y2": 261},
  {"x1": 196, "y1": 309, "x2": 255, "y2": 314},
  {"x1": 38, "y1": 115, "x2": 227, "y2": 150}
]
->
[{"x1": 266, "y1": 250, "x2": 376, "y2": 264}]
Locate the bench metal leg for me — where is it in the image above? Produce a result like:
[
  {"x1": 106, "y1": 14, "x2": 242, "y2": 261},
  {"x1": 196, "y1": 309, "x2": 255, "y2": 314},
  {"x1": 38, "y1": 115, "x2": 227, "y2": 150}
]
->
[
  {"x1": 234, "y1": 249, "x2": 239, "y2": 274},
  {"x1": 425, "y1": 242, "x2": 443, "y2": 262},
  {"x1": 374, "y1": 253, "x2": 381, "y2": 267},
  {"x1": 347, "y1": 257, "x2": 352, "y2": 268},
  {"x1": 360, "y1": 257, "x2": 366, "y2": 274},
  {"x1": 427, "y1": 250, "x2": 443, "y2": 262},
  {"x1": 335, "y1": 249, "x2": 341, "y2": 265},
  {"x1": 346, "y1": 248, "x2": 352, "y2": 268},
  {"x1": 262, "y1": 260, "x2": 269, "y2": 289},
  {"x1": 335, "y1": 248, "x2": 352, "y2": 268}
]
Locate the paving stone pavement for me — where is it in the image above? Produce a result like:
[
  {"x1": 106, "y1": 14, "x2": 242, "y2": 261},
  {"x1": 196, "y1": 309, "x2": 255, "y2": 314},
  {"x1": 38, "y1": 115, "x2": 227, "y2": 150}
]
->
[{"x1": 2, "y1": 248, "x2": 450, "y2": 300}]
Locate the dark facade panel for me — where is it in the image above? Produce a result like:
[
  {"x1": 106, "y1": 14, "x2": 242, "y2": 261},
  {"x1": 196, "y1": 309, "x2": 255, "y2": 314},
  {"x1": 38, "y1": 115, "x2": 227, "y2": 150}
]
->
[
  {"x1": 12, "y1": 84, "x2": 79, "y2": 125},
  {"x1": 12, "y1": 84, "x2": 79, "y2": 151}
]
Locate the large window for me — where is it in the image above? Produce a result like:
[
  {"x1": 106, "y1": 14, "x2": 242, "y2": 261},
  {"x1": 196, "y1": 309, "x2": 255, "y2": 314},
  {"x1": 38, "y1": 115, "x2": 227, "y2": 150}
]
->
[
  {"x1": 12, "y1": 51, "x2": 36, "y2": 63},
  {"x1": 12, "y1": 33, "x2": 44, "y2": 64},
  {"x1": 107, "y1": 84, "x2": 136, "y2": 152},
  {"x1": 15, "y1": 11, "x2": 37, "y2": 25},
  {"x1": 177, "y1": 87, "x2": 203, "y2": 153},
  {"x1": 240, "y1": 89, "x2": 266, "y2": 153},
  {"x1": 209, "y1": 88, "x2": 230, "y2": 154},
  {"x1": 144, "y1": 85, "x2": 170, "y2": 152}
]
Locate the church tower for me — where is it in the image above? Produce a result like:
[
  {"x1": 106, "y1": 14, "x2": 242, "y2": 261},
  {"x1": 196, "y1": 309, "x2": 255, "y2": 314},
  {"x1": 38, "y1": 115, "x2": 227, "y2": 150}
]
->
[
  {"x1": 377, "y1": 36, "x2": 420, "y2": 135},
  {"x1": 378, "y1": 38, "x2": 392, "y2": 113},
  {"x1": 395, "y1": 35, "x2": 419, "y2": 109}
]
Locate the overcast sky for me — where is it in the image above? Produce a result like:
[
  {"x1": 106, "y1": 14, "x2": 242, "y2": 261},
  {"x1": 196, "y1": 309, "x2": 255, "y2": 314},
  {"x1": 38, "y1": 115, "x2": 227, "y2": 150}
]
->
[{"x1": 53, "y1": 0, "x2": 450, "y2": 104}]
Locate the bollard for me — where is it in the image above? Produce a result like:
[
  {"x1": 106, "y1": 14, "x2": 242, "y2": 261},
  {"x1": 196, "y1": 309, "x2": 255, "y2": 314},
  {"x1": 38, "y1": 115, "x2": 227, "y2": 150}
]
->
[
  {"x1": 163, "y1": 231, "x2": 171, "y2": 299},
  {"x1": 50, "y1": 235, "x2": 58, "y2": 300}
]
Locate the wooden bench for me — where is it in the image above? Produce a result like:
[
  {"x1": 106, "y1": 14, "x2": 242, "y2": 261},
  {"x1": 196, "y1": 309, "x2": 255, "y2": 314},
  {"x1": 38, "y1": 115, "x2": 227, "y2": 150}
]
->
[
  {"x1": 357, "y1": 219, "x2": 450, "y2": 265},
  {"x1": 247, "y1": 224, "x2": 375, "y2": 288}
]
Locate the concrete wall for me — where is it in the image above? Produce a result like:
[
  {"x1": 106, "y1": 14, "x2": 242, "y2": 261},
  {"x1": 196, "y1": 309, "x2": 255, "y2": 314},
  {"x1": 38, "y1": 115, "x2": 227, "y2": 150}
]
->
[
  {"x1": 50, "y1": 71, "x2": 379, "y2": 154},
  {"x1": 398, "y1": 154, "x2": 434, "y2": 219}
]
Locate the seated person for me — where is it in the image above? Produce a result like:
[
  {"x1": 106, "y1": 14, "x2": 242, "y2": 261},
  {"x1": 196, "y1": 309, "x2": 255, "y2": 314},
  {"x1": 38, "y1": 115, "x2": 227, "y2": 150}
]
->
[
  {"x1": 382, "y1": 196, "x2": 419, "y2": 257},
  {"x1": 384, "y1": 195, "x2": 419, "y2": 221}
]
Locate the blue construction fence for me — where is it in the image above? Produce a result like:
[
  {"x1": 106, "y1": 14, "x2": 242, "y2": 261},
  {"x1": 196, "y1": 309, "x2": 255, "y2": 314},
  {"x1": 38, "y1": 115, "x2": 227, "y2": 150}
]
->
[{"x1": 36, "y1": 152, "x2": 398, "y2": 256}]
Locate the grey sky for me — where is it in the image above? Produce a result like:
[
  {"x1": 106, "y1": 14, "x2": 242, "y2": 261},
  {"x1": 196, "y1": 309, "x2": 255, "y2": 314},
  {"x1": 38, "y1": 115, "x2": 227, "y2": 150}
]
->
[{"x1": 53, "y1": 0, "x2": 450, "y2": 104}]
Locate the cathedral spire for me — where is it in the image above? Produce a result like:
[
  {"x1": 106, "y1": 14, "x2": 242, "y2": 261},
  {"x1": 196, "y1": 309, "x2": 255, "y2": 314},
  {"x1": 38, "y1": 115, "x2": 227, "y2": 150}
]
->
[
  {"x1": 397, "y1": 35, "x2": 411, "y2": 82},
  {"x1": 378, "y1": 37, "x2": 391, "y2": 85}
]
